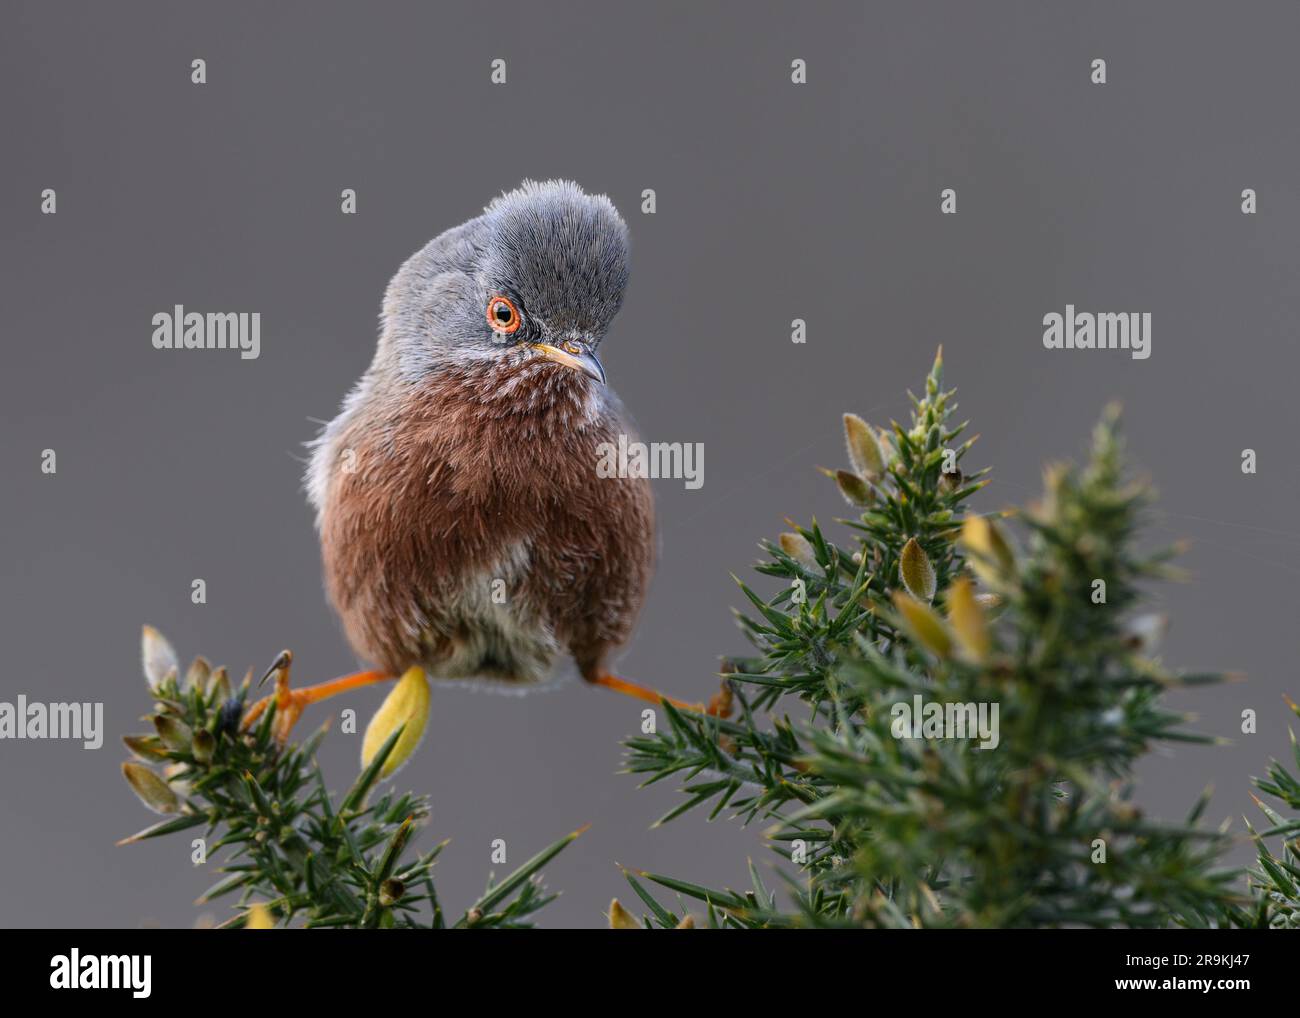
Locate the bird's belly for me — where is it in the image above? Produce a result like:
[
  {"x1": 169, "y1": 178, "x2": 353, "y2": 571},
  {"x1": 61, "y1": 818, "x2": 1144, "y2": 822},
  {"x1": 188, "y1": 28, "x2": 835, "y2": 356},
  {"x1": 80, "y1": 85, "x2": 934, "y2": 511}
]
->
[
  {"x1": 409, "y1": 539, "x2": 570, "y2": 691},
  {"x1": 319, "y1": 399, "x2": 652, "y2": 691}
]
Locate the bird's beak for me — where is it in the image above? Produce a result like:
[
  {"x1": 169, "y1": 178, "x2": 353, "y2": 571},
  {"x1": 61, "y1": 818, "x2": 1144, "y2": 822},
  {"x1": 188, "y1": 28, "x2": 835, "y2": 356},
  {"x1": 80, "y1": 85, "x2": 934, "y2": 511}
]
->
[{"x1": 530, "y1": 340, "x2": 606, "y2": 384}]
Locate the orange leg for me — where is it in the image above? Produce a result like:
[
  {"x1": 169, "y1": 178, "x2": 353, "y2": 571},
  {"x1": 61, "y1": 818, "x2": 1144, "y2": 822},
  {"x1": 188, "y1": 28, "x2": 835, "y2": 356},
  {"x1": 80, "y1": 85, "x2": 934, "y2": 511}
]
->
[
  {"x1": 242, "y1": 650, "x2": 392, "y2": 742},
  {"x1": 590, "y1": 672, "x2": 733, "y2": 718}
]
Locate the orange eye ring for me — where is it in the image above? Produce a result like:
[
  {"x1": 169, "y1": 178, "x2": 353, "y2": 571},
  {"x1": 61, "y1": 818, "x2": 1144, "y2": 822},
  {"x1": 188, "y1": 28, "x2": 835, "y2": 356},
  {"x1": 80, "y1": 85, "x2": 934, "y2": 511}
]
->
[{"x1": 487, "y1": 296, "x2": 521, "y2": 335}]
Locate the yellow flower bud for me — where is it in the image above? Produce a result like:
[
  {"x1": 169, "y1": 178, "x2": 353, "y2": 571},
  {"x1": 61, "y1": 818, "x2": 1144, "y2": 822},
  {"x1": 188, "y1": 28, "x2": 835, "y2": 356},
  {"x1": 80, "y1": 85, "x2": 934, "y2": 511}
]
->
[
  {"x1": 834, "y1": 469, "x2": 873, "y2": 507},
  {"x1": 208, "y1": 666, "x2": 232, "y2": 702},
  {"x1": 121, "y1": 762, "x2": 179, "y2": 814},
  {"x1": 779, "y1": 532, "x2": 818, "y2": 569},
  {"x1": 185, "y1": 656, "x2": 211, "y2": 693},
  {"x1": 891, "y1": 591, "x2": 952, "y2": 658},
  {"x1": 900, "y1": 537, "x2": 937, "y2": 602},
  {"x1": 361, "y1": 667, "x2": 432, "y2": 779},
  {"x1": 244, "y1": 903, "x2": 274, "y2": 929},
  {"x1": 141, "y1": 625, "x2": 179, "y2": 690},
  {"x1": 960, "y1": 515, "x2": 1015, "y2": 589},
  {"x1": 608, "y1": 898, "x2": 641, "y2": 929},
  {"x1": 843, "y1": 413, "x2": 885, "y2": 478},
  {"x1": 122, "y1": 734, "x2": 167, "y2": 760},
  {"x1": 153, "y1": 714, "x2": 193, "y2": 751},
  {"x1": 946, "y1": 577, "x2": 990, "y2": 663}
]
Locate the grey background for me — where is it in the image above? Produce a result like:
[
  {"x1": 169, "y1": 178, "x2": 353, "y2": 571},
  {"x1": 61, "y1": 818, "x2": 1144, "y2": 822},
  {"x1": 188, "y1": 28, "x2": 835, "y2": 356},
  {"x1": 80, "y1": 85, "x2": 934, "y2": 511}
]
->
[{"x1": 2, "y1": 0, "x2": 1297, "y2": 928}]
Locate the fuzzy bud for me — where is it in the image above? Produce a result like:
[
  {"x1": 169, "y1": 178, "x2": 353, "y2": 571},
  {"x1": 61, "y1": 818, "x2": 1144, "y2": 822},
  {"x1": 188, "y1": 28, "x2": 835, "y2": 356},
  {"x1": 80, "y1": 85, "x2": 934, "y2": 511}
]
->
[
  {"x1": 843, "y1": 414, "x2": 885, "y2": 478},
  {"x1": 191, "y1": 729, "x2": 215, "y2": 764},
  {"x1": 379, "y1": 879, "x2": 405, "y2": 907},
  {"x1": 891, "y1": 591, "x2": 952, "y2": 658},
  {"x1": 900, "y1": 537, "x2": 937, "y2": 602},
  {"x1": 123, "y1": 734, "x2": 167, "y2": 760},
  {"x1": 121, "y1": 762, "x2": 179, "y2": 814},
  {"x1": 946, "y1": 577, "x2": 990, "y2": 663},
  {"x1": 608, "y1": 898, "x2": 640, "y2": 929},
  {"x1": 184, "y1": 656, "x2": 211, "y2": 693},
  {"x1": 141, "y1": 626, "x2": 179, "y2": 690},
  {"x1": 153, "y1": 714, "x2": 193, "y2": 752},
  {"x1": 960, "y1": 515, "x2": 1015, "y2": 584},
  {"x1": 834, "y1": 469, "x2": 873, "y2": 507},
  {"x1": 779, "y1": 531, "x2": 818, "y2": 569}
]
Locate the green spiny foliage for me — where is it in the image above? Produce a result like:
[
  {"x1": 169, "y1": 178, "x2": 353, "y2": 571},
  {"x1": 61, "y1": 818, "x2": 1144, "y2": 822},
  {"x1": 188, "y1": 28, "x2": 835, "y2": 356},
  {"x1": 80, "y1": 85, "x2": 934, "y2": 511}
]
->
[
  {"x1": 621, "y1": 351, "x2": 1244, "y2": 929},
  {"x1": 121, "y1": 635, "x2": 575, "y2": 928},
  {"x1": 1245, "y1": 697, "x2": 1300, "y2": 928}
]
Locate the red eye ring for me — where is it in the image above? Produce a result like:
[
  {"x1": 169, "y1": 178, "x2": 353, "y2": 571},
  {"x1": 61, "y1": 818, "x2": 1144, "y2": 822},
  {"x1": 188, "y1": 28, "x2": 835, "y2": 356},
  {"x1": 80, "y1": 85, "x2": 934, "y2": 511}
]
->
[{"x1": 487, "y1": 296, "x2": 521, "y2": 335}]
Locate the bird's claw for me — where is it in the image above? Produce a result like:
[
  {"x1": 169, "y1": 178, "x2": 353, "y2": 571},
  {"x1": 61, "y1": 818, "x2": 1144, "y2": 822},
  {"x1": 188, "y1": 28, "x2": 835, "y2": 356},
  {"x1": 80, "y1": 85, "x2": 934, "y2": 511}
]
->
[
  {"x1": 242, "y1": 658, "x2": 392, "y2": 744},
  {"x1": 243, "y1": 650, "x2": 302, "y2": 743},
  {"x1": 257, "y1": 650, "x2": 293, "y2": 689}
]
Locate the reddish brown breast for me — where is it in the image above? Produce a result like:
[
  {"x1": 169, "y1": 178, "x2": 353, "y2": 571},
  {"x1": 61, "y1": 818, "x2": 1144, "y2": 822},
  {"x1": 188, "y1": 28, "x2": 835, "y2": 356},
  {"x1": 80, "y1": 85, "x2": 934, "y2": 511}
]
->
[{"x1": 318, "y1": 359, "x2": 654, "y2": 684}]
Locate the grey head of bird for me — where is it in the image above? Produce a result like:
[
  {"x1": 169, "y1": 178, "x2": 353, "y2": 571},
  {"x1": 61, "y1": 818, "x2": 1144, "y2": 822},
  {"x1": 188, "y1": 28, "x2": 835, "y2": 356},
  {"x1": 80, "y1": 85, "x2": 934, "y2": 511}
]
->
[{"x1": 376, "y1": 179, "x2": 630, "y2": 391}]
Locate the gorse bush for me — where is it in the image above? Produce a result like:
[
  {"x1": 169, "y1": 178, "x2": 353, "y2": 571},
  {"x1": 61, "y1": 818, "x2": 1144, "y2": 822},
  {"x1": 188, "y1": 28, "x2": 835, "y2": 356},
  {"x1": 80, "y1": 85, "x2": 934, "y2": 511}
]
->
[
  {"x1": 620, "y1": 351, "x2": 1256, "y2": 928},
  {"x1": 1247, "y1": 697, "x2": 1300, "y2": 928}
]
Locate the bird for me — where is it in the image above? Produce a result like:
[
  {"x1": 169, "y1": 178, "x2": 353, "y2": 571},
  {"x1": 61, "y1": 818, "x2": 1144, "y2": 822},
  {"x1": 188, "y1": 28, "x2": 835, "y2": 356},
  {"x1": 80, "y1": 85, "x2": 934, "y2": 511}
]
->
[{"x1": 244, "y1": 180, "x2": 726, "y2": 741}]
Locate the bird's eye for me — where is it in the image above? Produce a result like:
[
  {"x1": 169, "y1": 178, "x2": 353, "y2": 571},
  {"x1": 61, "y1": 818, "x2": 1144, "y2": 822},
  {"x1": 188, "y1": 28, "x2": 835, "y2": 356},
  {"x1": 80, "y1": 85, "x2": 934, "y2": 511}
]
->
[{"x1": 486, "y1": 296, "x2": 521, "y2": 335}]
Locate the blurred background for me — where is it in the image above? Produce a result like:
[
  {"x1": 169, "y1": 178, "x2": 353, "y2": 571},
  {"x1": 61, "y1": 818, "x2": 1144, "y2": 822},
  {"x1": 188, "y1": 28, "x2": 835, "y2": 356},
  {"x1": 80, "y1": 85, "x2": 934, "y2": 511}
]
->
[{"x1": 2, "y1": 0, "x2": 1298, "y2": 927}]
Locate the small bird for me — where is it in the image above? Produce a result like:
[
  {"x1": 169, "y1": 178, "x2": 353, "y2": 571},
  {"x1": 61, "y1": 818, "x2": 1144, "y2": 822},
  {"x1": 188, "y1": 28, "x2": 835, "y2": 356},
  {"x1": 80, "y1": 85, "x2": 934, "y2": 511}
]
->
[{"x1": 246, "y1": 180, "x2": 721, "y2": 740}]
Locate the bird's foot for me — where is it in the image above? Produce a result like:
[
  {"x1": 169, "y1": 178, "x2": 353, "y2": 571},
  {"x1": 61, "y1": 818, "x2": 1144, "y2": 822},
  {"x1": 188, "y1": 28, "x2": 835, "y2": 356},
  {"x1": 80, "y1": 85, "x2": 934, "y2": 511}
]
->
[
  {"x1": 706, "y1": 680, "x2": 734, "y2": 719},
  {"x1": 241, "y1": 650, "x2": 392, "y2": 743},
  {"x1": 590, "y1": 672, "x2": 734, "y2": 719}
]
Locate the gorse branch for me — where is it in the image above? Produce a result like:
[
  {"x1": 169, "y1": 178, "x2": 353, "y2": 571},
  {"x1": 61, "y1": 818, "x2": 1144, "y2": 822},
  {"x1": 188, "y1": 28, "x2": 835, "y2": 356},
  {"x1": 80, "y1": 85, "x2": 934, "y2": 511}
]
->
[
  {"x1": 121, "y1": 639, "x2": 575, "y2": 928},
  {"x1": 621, "y1": 350, "x2": 1253, "y2": 929},
  {"x1": 1245, "y1": 696, "x2": 1300, "y2": 928}
]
